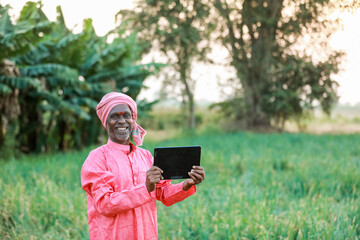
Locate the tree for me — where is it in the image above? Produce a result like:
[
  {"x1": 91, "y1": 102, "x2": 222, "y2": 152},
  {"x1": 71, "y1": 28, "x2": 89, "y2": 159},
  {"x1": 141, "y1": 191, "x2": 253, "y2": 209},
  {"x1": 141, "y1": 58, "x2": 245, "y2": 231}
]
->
[
  {"x1": 212, "y1": 0, "x2": 358, "y2": 129},
  {"x1": 118, "y1": 0, "x2": 213, "y2": 129},
  {"x1": 0, "y1": 2, "x2": 160, "y2": 154},
  {"x1": 0, "y1": 3, "x2": 52, "y2": 149}
]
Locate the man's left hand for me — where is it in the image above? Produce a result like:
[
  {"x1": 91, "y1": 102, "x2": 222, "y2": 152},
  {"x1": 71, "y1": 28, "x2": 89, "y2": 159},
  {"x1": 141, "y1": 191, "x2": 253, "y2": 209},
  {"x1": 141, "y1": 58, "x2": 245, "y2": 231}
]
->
[{"x1": 183, "y1": 166, "x2": 205, "y2": 191}]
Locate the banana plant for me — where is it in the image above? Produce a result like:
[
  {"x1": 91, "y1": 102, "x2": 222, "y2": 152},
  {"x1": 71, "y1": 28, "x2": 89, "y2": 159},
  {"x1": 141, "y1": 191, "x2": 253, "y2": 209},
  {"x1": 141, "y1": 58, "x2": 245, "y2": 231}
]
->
[
  {"x1": 1, "y1": 1, "x2": 161, "y2": 153},
  {"x1": 0, "y1": 2, "x2": 53, "y2": 149}
]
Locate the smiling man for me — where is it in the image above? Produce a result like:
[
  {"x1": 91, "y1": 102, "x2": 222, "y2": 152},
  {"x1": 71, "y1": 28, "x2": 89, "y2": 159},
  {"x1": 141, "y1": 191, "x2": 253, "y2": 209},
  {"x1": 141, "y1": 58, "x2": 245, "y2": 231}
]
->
[{"x1": 81, "y1": 92, "x2": 205, "y2": 240}]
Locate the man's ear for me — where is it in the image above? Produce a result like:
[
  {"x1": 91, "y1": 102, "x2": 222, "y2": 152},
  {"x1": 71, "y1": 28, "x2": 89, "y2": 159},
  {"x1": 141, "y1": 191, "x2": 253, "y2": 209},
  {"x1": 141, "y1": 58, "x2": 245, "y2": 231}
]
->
[{"x1": 105, "y1": 119, "x2": 110, "y2": 131}]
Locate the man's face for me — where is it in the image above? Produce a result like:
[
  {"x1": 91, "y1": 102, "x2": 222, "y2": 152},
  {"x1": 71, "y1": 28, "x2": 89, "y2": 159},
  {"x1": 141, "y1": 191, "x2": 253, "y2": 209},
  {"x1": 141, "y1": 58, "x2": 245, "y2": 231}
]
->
[{"x1": 106, "y1": 104, "x2": 133, "y2": 145}]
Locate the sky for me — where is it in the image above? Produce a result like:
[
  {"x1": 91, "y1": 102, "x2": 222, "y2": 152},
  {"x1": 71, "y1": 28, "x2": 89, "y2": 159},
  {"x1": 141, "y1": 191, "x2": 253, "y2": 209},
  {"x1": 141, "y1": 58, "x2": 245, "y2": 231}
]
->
[{"x1": 2, "y1": 0, "x2": 360, "y2": 105}]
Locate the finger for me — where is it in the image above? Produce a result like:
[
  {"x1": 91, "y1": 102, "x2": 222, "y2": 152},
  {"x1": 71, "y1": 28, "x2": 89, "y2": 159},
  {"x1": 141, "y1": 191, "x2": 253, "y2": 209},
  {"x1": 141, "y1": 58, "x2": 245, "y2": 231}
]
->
[
  {"x1": 190, "y1": 171, "x2": 205, "y2": 184},
  {"x1": 152, "y1": 174, "x2": 163, "y2": 181},
  {"x1": 190, "y1": 171, "x2": 203, "y2": 182},
  {"x1": 186, "y1": 178, "x2": 195, "y2": 186},
  {"x1": 151, "y1": 166, "x2": 163, "y2": 173},
  {"x1": 149, "y1": 176, "x2": 161, "y2": 184},
  {"x1": 151, "y1": 173, "x2": 163, "y2": 180},
  {"x1": 150, "y1": 169, "x2": 162, "y2": 175},
  {"x1": 191, "y1": 169, "x2": 205, "y2": 179},
  {"x1": 191, "y1": 168, "x2": 204, "y2": 174},
  {"x1": 153, "y1": 168, "x2": 163, "y2": 175},
  {"x1": 192, "y1": 166, "x2": 204, "y2": 170},
  {"x1": 149, "y1": 173, "x2": 162, "y2": 179},
  {"x1": 148, "y1": 169, "x2": 158, "y2": 175},
  {"x1": 147, "y1": 169, "x2": 163, "y2": 177},
  {"x1": 188, "y1": 172, "x2": 197, "y2": 182}
]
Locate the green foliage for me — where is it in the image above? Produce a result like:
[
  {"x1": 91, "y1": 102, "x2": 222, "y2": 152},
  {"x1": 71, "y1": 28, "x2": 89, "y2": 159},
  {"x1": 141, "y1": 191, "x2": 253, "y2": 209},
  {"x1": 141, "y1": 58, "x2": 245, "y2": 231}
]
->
[
  {"x1": 0, "y1": 83, "x2": 11, "y2": 94},
  {"x1": 153, "y1": 133, "x2": 360, "y2": 239},
  {"x1": 0, "y1": 76, "x2": 40, "y2": 91},
  {"x1": 0, "y1": 2, "x2": 161, "y2": 154},
  {"x1": 261, "y1": 51, "x2": 343, "y2": 129},
  {"x1": 0, "y1": 149, "x2": 89, "y2": 239},
  {"x1": 140, "y1": 107, "x2": 212, "y2": 131},
  {"x1": 0, "y1": 3, "x2": 53, "y2": 61},
  {"x1": 1, "y1": 133, "x2": 360, "y2": 239},
  {"x1": 118, "y1": 0, "x2": 214, "y2": 129},
  {"x1": 19, "y1": 64, "x2": 79, "y2": 87},
  {"x1": 212, "y1": 0, "x2": 356, "y2": 129},
  {"x1": 210, "y1": 96, "x2": 247, "y2": 122}
]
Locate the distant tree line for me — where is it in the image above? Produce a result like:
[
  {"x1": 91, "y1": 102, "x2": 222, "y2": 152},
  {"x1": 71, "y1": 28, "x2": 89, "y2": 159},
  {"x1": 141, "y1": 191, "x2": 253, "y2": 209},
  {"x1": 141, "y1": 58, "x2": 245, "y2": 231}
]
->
[
  {"x1": 0, "y1": 2, "x2": 160, "y2": 156},
  {"x1": 118, "y1": 0, "x2": 359, "y2": 130}
]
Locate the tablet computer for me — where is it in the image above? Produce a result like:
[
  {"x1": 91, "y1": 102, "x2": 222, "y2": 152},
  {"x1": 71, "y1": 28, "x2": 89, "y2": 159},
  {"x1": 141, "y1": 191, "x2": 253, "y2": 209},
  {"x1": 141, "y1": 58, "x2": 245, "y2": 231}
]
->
[{"x1": 154, "y1": 146, "x2": 201, "y2": 180}]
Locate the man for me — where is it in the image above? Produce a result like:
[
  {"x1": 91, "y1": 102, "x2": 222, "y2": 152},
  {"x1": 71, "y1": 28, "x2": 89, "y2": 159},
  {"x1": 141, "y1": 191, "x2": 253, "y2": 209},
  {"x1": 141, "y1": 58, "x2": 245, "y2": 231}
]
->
[{"x1": 81, "y1": 92, "x2": 205, "y2": 239}]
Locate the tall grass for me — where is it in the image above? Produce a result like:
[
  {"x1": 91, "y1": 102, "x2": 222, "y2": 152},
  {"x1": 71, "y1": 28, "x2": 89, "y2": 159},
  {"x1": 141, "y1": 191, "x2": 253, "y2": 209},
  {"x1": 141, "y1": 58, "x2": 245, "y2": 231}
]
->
[
  {"x1": 0, "y1": 149, "x2": 90, "y2": 239},
  {"x1": 1, "y1": 132, "x2": 360, "y2": 239}
]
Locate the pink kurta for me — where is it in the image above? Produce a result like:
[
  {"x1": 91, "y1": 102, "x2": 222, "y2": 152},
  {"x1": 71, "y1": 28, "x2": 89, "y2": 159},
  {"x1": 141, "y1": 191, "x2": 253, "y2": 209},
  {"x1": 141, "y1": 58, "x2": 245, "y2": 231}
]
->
[{"x1": 81, "y1": 139, "x2": 196, "y2": 240}]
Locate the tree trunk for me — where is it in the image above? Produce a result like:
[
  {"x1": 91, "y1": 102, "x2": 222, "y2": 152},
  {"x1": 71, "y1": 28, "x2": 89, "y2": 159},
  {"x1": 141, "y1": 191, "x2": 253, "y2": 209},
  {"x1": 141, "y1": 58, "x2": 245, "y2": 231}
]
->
[
  {"x1": 215, "y1": 0, "x2": 284, "y2": 130},
  {"x1": 188, "y1": 95, "x2": 195, "y2": 130},
  {"x1": 178, "y1": 51, "x2": 196, "y2": 129},
  {"x1": 241, "y1": 0, "x2": 283, "y2": 129},
  {"x1": 243, "y1": 79, "x2": 271, "y2": 129},
  {"x1": 0, "y1": 59, "x2": 21, "y2": 149},
  {"x1": 59, "y1": 120, "x2": 66, "y2": 151},
  {"x1": 180, "y1": 68, "x2": 196, "y2": 130},
  {"x1": 27, "y1": 104, "x2": 41, "y2": 152}
]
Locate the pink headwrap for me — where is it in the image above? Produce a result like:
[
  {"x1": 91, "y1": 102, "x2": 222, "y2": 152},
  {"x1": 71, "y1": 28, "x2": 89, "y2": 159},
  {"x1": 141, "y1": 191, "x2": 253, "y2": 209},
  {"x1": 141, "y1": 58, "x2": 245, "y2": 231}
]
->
[{"x1": 96, "y1": 92, "x2": 146, "y2": 146}]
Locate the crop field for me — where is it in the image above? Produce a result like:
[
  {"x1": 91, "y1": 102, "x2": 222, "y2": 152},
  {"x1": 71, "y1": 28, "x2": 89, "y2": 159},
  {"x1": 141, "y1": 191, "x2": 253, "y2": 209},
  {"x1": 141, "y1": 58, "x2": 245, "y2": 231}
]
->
[{"x1": 1, "y1": 132, "x2": 360, "y2": 239}]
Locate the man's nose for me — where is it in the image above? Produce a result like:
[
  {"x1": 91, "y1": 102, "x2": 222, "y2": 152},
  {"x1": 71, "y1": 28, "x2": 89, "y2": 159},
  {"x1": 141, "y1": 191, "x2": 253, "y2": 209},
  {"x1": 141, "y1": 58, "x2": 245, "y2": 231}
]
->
[{"x1": 117, "y1": 115, "x2": 126, "y2": 123}]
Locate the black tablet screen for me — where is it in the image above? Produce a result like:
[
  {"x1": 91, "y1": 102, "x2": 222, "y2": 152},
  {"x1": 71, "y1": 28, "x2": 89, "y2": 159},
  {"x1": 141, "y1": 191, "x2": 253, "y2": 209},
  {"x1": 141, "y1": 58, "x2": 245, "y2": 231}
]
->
[{"x1": 154, "y1": 146, "x2": 201, "y2": 180}]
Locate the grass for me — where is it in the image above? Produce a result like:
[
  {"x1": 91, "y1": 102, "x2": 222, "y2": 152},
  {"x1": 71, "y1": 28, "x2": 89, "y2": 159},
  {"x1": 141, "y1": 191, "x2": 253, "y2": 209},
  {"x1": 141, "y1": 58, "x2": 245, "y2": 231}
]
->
[{"x1": 1, "y1": 132, "x2": 360, "y2": 239}]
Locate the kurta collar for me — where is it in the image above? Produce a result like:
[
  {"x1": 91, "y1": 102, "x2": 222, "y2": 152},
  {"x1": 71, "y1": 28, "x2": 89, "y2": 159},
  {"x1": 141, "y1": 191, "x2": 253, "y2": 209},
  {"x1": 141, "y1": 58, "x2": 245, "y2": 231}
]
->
[{"x1": 107, "y1": 138, "x2": 136, "y2": 153}]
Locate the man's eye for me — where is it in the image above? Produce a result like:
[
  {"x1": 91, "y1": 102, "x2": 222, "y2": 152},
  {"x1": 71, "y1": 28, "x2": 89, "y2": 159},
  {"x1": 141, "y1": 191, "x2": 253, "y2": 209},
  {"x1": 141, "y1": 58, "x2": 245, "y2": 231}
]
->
[{"x1": 124, "y1": 113, "x2": 132, "y2": 119}]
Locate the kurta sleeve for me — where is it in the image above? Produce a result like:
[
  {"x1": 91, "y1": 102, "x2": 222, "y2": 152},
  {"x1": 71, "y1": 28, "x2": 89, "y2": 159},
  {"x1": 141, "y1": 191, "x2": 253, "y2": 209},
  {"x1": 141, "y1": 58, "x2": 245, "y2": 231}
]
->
[
  {"x1": 155, "y1": 180, "x2": 196, "y2": 207},
  {"x1": 141, "y1": 149, "x2": 197, "y2": 207},
  {"x1": 81, "y1": 150, "x2": 153, "y2": 217}
]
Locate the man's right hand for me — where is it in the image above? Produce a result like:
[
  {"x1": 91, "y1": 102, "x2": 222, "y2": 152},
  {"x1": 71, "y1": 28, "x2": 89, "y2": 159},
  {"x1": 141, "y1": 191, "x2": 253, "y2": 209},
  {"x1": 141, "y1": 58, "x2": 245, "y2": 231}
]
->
[{"x1": 146, "y1": 166, "x2": 163, "y2": 192}]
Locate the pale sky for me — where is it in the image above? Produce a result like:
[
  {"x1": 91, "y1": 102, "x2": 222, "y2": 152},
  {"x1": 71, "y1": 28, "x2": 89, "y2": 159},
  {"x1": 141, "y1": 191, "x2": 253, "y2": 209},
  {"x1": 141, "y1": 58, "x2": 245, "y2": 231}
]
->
[{"x1": 2, "y1": 0, "x2": 360, "y2": 105}]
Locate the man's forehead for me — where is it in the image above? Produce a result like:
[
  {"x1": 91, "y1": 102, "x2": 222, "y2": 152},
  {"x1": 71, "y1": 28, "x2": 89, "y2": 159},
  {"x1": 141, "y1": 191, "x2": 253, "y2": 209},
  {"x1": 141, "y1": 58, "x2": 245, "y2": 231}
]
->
[{"x1": 110, "y1": 104, "x2": 131, "y2": 113}]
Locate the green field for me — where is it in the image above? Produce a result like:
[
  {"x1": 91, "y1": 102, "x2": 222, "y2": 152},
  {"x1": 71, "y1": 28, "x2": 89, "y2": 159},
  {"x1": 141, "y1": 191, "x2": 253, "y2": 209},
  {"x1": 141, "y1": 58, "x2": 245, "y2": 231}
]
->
[{"x1": 1, "y1": 132, "x2": 360, "y2": 239}]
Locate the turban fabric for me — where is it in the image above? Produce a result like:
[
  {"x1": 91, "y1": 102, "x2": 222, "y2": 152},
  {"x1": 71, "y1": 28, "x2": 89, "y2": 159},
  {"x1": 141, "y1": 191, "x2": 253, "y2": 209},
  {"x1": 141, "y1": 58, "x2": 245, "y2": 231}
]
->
[{"x1": 96, "y1": 92, "x2": 146, "y2": 146}]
